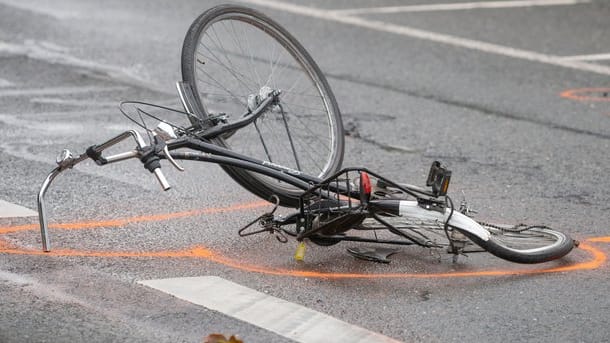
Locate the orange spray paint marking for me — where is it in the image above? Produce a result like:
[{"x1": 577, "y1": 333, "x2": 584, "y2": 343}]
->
[
  {"x1": 560, "y1": 88, "x2": 610, "y2": 102},
  {"x1": 0, "y1": 200, "x2": 608, "y2": 279},
  {"x1": 150, "y1": 241, "x2": 609, "y2": 279},
  {"x1": 0, "y1": 201, "x2": 268, "y2": 234},
  {"x1": 0, "y1": 223, "x2": 38, "y2": 234},
  {"x1": 587, "y1": 236, "x2": 610, "y2": 243},
  {"x1": 0, "y1": 234, "x2": 607, "y2": 279}
]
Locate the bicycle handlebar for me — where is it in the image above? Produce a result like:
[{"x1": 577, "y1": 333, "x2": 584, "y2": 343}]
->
[
  {"x1": 38, "y1": 129, "x2": 175, "y2": 251},
  {"x1": 153, "y1": 168, "x2": 171, "y2": 191},
  {"x1": 87, "y1": 130, "x2": 174, "y2": 191}
]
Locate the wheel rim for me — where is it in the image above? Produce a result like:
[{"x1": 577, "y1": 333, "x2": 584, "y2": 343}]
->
[
  {"x1": 189, "y1": 11, "x2": 340, "y2": 187},
  {"x1": 485, "y1": 226, "x2": 567, "y2": 254}
]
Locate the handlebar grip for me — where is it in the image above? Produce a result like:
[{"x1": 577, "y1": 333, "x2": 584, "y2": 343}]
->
[{"x1": 153, "y1": 168, "x2": 171, "y2": 191}]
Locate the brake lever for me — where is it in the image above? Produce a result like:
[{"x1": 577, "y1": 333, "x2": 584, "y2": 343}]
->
[
  {"x1": 55, "y1": 149, "x2": 89, "y2": 170},
  {"x1": 153, "y1": 123, "x2": 185, "y2": 172},
  {"x1": 162, "y1": 144, "x2": 185, "y2": 172}
]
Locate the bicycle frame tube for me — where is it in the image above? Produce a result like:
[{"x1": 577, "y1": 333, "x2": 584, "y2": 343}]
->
[
  {"x1": 166, "y1": 138, "x2": 434, "y2": 199},
  {"x1": 166, "y1": 151, "x2": 312, "y2": 191},
  {"x1": 166, "y1": 136, "x2": 323, "y2": 186},
  {"x1": 166, "y1": 136, "x2": 449, "y2": 211}
]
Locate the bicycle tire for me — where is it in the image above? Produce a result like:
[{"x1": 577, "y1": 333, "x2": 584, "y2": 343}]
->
[
  {"x1": 459, "y1": 225, "x2": 575, "y2": 264},
  {"x1": 181, "y1": 5, "x2": 344, "y2": 207},
  {"x1": 357, "y1": 216, "x2": 575, "y2": 263},
  {"x1": 369, "y1": 184, "x2": 575, "y2": 263}
]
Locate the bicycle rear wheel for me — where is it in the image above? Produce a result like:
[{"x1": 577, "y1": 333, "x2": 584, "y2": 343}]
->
[{"x1": 181, "y1": 5, "x2": 344, "y2": 207}]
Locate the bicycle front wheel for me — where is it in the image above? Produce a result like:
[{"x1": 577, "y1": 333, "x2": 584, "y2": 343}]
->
[
  {"x1": 357, "y1": 217, "x2": 575, "y2": 263},
  {"x1": 470, "y1": 224, "x2": 575, "y2": 264},
  {"x1": 181, "y1": 5, "x2": 344, "y2": 207}
]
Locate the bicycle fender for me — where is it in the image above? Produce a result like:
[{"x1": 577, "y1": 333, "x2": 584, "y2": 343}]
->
[{"x1": 397, "y1": 201, "x2": 490, "y2": 241}]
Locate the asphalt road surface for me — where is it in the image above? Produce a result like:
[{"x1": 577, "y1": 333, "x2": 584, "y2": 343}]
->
[{"x1": 1, "y1": 0, "x2": 609, "y2": 342}]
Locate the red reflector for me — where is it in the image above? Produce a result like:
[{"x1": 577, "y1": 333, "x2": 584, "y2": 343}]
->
[{"x1": 360, "y1": 172, "x2": 372, "y2": 195}]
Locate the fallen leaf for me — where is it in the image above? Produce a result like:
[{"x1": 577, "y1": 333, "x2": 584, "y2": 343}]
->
[{"x1": 204, "y1": 334, "x2": 244, "y2": 343}]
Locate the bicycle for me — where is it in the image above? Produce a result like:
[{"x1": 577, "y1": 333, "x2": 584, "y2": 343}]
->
[{"x1": 36, "y1": 5, "x2": 576, "y2": 264}]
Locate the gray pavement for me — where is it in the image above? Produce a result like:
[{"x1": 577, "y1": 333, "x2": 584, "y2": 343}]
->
[{"x1": 0, "y1": 1, "x2": 609, "y2": 342}]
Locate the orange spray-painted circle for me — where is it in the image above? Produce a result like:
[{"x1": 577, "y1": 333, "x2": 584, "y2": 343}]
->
[{"x1": 0, "y1": 201, "x2": 607, "y2": 279}]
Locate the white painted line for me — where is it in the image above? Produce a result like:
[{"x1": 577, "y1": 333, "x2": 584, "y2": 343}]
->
[
  {"x1": 0, "y1": 0, "x2": 77, "y2": 20},
  {"x1": 139, "y1": 276, "x2": 401, "y2": 343},
  {"x1": 0, "y1": 78, "x2": 13, "y2": 87},
  {"x1": 0, "y1": 86, "x2": 127, "y2": 97},
  {"x1": 0, "y1": 269, "x2": 35, "y2": 285},
  {"x1": 239, "y1": 0, "x2": 610, "y2": 76},
  {"x1": 0, "y1": 199, "x2": 37, "y2": 218},
  {"x1": 0, "y1": 110, "x2": 118, "y2": 119},
  {"x1": 29, "y1": 97, "x2": 117, "y2": 107},
  {"x1": 558, "y1": 53, "x2": 610, "y2": 62},
  {"x1": 332, "y1": 0, "x2": 590, "y2": 15},
  {"x1": 27, "y1": 97, "x2": 177, "y2": 107},
  {"x1": 0, "y1": 40, "x2": 168, "y2": 94}
]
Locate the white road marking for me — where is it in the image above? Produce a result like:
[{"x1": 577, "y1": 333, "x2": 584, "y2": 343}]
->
[
  {"x1": 0, "y1": 40, "x2": 167, "y2": 94},
  {"x1": 29, "y1": 97, "x2": 117, "y2": 107},
  {"x1": 0, "y1": 269, "x2": 187, "y2": 341},
  {"x1": 0, "y1": 86, "x2": 127, "y2": 97},
  {"x1": 0, "y1": 112, "x2": 100, "y2": 134},
  {"x1": 0, "y1": 199, "x2": 37, "y2": 218},
  {"x1": 558, "y1": 53, "x2": 610, "y2": 62},
  {"x1": 139, "y1": 276, "x2": 401, "y2": 343},
  {"x1": 27, "y1": 97, "x2": 178, "y2": 107},
  {"x1": 0, "y1": 110, "x2": 118, "y2": 118},
  {"x1": 0, "y1": 0, "x2": 77, "y2": 20},
  {"x1": 239, "y1": 0, "x2": 610, "y2": 76},
  {"x1": 0, "y1": 269, "x2": 35, "y2": 285},
  {"x1": 0, "y1": 78, "x2": 13, "y2": 87},
  {"x1": 333, "y1": 0, "x2": 590, "y2": 15}
]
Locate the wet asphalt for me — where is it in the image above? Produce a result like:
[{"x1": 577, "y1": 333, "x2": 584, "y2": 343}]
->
[{"x1": 0, "y1": 1, "x2": 609, "y2": 342}]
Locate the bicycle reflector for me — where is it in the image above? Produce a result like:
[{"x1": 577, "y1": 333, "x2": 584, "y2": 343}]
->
[
  {"x1": 426, "y1": 161, "x2": 451, "y2": 196},
  {"x1": 360, "y1": 171, "x2": 372, "y2": 203}
]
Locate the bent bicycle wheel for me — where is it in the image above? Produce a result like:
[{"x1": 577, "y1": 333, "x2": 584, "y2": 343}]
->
[
  {"x1": 357, "y1": 216, "x2": 575, "y2": 263},
  {"x1": 466, "y1": 224, "x2": 575, "y2": 264},
  {"x1": 181, "y1": 5, "x2": 344, "y2": 207}
]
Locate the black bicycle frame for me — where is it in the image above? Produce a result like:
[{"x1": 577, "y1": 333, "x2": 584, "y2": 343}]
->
[
  {"x1": 36, "y1": 82, "x2": 435, "y2": 252},
  {"x1": 166, "y1": 136, "x2": 318, "y2": 191}
]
